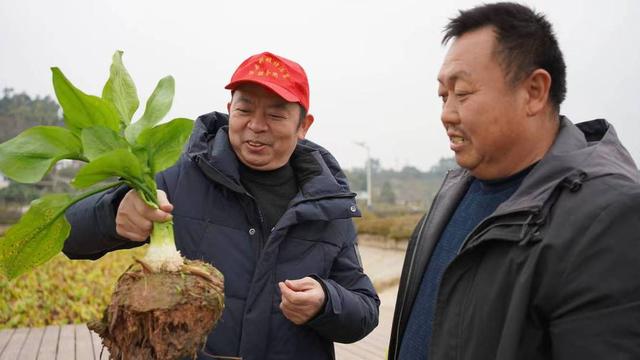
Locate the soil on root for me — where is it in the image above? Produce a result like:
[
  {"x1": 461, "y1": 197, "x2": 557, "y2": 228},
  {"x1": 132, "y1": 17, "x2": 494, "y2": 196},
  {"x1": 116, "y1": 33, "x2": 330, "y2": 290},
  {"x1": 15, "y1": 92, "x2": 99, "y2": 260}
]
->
[{"x1": 89, "y1": 259, "x2": 224, "y2": 360}]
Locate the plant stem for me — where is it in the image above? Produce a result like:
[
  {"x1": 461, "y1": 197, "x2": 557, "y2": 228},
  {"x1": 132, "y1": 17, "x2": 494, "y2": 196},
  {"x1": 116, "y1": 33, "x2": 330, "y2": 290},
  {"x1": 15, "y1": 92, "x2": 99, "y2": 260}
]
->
[
  {"x1": 127, "y1": 179, "x2": 157, "y2": 208},
  {"x1": 151, "y1": 221, "x2": 175, "y2": 248},
  {"x1": 142, "y1": 220, "x2": 184, "y2": 272}
]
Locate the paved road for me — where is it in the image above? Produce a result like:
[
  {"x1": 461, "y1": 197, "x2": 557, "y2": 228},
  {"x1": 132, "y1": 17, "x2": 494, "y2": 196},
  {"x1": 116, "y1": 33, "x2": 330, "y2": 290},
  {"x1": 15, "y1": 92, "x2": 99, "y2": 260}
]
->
[
  {"x1": 334, "y1": 243, "x2": 406, "y2": 359},
  {"x1": 334, "y1": 284, "x2": 398, "y2": 359},
  {"x1": 357, "y1": 244, "x2": 406, "y2": 291}
]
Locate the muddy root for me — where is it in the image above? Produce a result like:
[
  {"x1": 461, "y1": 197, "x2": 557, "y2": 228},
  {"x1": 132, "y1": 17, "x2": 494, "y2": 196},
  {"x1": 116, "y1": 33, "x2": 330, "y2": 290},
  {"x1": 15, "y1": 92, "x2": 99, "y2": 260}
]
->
[{"x1": 89, "y1": 259, "x2": 224, "y2": 360}]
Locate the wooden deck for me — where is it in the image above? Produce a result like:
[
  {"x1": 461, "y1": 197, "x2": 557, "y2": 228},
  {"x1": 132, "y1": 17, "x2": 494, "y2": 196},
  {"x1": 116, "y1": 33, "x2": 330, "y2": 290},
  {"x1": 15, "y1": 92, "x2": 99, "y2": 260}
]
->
[
  {"x1": 0, "y1": 322, "x2": 390, "y2": 359},
  {"x1": 0, "y1": 324, "x2": 108, "y2": 360}
]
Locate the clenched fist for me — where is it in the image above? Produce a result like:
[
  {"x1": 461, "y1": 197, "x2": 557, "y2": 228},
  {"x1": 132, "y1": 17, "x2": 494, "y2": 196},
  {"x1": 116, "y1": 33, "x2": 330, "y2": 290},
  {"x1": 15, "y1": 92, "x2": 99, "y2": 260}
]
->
[
  {"x1": 115, "y1": 189, "x2": 173, "y2": 242},
  {"x1": 279, "y1": 277, "x2": 326, "y2": 325}
]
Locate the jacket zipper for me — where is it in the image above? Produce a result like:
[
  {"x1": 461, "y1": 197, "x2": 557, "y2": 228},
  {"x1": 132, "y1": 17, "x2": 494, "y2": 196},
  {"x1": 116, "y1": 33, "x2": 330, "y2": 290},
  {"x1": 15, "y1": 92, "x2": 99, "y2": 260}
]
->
[
  {"x1": 253, "y1": 201, "x2": 266, "y2": 252},
  {"x1": 412, "y1": 207, "x2": 540, "y2": 360},
  {"x1": 392, "y1": 183, "x2": 541, "y2": 357},
  {"x1": 392, "y1": 170, "x2": 451, "y2": 358},
  {"x1": 394, "y1": 171, "x2": 572, "y2": 358}
]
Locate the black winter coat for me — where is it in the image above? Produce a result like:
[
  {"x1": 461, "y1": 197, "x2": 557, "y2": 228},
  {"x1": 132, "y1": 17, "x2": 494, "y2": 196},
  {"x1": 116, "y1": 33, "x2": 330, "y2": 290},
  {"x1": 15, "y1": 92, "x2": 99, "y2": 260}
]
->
[
  {"x1": 389, "y1": 118, "x2": 640, "y2": 360},
  {"x1": 63, "y1": 112, "x2": 379, "y2": 360}
]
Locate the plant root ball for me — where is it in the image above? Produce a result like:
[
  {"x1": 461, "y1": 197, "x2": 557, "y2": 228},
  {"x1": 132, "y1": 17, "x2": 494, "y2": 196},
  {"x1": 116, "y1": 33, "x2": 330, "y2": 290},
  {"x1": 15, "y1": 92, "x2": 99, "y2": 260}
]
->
[{"x1": 89, "y1": 259, "x2": 224, "y2": 360}]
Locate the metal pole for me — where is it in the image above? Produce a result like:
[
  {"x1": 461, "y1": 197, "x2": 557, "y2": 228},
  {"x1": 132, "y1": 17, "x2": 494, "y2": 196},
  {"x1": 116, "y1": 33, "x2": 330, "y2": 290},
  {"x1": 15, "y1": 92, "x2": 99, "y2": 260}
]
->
[
  {"x1": 354, "y1": 142, "x2": 372, "y2": 208},
  {"x1": 365, "y1": 147, "x2": 372, "y2": 208}
]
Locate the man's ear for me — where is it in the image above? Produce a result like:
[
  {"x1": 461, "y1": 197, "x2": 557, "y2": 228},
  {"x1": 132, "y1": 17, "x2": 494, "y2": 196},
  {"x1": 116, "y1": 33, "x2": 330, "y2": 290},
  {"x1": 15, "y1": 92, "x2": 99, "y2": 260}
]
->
[
  {"x1": 297, "y1": 114, "x2": 314, "y2": 139},
  {"x1": 525, "y1": 69, "x2": 552, "y2": 116}
]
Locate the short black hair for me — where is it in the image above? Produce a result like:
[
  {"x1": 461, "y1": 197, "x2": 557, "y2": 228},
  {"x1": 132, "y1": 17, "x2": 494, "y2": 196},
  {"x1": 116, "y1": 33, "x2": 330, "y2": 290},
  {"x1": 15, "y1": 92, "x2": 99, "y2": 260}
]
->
[
  {"x1": 443, "y1": 2, "x2": 566, "y2": 111},
  {"x1": 298, "y1": 105, "x2": 308, "y2": 125}
]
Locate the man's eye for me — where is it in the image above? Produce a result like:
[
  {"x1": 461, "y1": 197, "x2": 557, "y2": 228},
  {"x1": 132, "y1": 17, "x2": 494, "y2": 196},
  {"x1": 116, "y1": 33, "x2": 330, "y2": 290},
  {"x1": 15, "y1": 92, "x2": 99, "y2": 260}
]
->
[
  {"x1": 439, "y1": 95, "x2": 448, "y2": 103},
  {"x1": 269, "y1": 113, "x2": 285, "y2": 119},
  {"x1": 236, "y1": 108, "x2": 250, "y2": 113}
]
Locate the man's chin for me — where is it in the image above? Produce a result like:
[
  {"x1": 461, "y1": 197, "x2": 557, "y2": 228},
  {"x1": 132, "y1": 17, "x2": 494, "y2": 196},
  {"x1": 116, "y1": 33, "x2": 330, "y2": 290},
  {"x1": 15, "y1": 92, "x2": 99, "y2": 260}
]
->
[
  {"x1": 453, "y1": 154, "x2": 469, "y2": 169},
  {"x1": 238, "y1": 157, "x2": 282, "y2": 171},
  {"x1": 238, "y1": 154, "x2": 274, "y2": 171}
]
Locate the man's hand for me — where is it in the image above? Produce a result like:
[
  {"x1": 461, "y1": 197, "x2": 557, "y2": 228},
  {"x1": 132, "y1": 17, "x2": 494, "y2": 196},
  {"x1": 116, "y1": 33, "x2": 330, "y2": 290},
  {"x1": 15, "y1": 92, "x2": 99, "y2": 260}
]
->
[
  {"x1": 279, "y1": 277, "x2": 326, "y2": 325},
  {"x1": 115, "y1": 189, "x2": 173, "y2": 242}
]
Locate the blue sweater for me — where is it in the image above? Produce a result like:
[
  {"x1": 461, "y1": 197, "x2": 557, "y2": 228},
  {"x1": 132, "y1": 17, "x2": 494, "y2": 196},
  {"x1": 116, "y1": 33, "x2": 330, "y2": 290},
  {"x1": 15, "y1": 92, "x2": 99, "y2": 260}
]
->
[{"x1": 399, "y1": 169, "x2": 529, "y2": 359}]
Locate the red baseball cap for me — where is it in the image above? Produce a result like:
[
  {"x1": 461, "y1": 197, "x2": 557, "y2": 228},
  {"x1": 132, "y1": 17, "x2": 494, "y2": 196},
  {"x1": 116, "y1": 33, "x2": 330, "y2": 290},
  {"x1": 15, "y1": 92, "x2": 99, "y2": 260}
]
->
[{"x1": 225, "y1": 52, "x2": 310, "y2": 111}]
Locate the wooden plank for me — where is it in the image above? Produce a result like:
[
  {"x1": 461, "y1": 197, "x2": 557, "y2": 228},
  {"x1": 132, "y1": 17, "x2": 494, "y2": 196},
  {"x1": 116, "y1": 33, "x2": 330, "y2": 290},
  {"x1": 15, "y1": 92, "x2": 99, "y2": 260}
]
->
[
  {"x1": 0, "y1": 327, "x2": 28, "y2": 360},
  {"x1": 75, "y1": 325, "x2": 94, "y2": 360},
  {"x1": 16, "y1": 327, "x2": 44, "y2": 360},
  {"x1": 0, "y1": 329, "x2": 15, "y2": 356},
  {"x1": 90, "y1": 330, "x2": 110, "y2": 360},
  {"x1": 37, "y1": 326, "x2": 60, "y2": 360},
  {"x1": 57, "y1": 325, "x2": 75, "y2": 360}
]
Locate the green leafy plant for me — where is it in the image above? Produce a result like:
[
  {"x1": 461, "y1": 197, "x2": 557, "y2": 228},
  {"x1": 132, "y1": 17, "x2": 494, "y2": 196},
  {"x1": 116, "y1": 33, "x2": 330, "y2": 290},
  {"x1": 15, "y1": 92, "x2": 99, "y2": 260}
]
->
[
  {"x1": 0, "y1": 51, "x2": 224, "y2": 360},
  {"x1": 0, "y1": 51, "x2": 192, "y2": 279}
]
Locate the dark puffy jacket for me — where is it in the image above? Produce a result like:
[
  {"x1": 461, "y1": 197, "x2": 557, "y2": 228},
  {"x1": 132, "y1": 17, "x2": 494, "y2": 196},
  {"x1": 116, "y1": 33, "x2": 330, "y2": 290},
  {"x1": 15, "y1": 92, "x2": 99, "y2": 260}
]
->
[
  {"x1": 389, "y1": 118, "x2": 640, "y2": 360},
  {"x1": 63, "y1": 112, "x2": 379, "y2": 360}
]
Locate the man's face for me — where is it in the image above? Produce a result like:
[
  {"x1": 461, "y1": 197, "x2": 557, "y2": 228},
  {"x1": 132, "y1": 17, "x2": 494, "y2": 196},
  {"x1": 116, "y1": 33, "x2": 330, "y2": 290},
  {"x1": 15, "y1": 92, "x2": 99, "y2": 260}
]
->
[
  {"x1": 228, "y1": 83, "x2": 313, "y2": 171},
  {"x1": 437, "y1": 27, "x2": 531, "y2": 180}
]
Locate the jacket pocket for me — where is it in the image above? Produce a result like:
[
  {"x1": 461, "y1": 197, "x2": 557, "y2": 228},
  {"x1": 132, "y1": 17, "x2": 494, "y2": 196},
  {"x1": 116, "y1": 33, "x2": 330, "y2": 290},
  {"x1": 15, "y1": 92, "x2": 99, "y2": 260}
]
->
[{"x1": 275, "y1": 236, "x2": 341, "y2": 281}]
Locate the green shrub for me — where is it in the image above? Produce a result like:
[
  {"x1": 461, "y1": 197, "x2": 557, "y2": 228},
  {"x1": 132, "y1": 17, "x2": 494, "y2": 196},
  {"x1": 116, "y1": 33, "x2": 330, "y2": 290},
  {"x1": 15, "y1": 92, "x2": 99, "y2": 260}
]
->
[
  {"x1": 354, "y1": 212, "x2": 422, "y2": 240},
  {"x1": 0, "y1": 246, "x2": 145, "y2": 329}
]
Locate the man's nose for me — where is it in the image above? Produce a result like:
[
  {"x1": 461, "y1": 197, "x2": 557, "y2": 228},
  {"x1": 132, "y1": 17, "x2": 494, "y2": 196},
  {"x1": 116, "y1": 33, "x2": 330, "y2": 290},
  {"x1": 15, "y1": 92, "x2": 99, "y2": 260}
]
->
[
  {"x1": 440, "y1": 98, "x2": 460, "y2": 127},
  {"x1": 247, "y1": 112, "x2": 268, "y2": 132}
]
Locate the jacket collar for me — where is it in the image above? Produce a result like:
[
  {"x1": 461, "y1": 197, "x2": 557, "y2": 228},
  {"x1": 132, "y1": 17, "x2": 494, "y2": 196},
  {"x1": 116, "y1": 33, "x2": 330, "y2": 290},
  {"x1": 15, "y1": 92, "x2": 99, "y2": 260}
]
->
[{"x1": 185, "y1": 111, "x2": 358, "y2": 222}]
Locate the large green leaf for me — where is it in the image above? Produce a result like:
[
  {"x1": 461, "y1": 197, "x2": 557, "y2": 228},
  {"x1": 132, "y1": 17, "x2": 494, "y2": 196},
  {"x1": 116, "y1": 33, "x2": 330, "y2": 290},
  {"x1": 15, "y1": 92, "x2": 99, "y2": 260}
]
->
[
  {"x1": 137, "y1": 118, "x2": 193, "y2": 173},
  {"x1": 0, "y1": 194, "x2": 72, "y2": 279},
  {"x1": 72, "y1": 148, "x2": 144, "y2": 188},
  {"x1": 52, "y1": 67, "x2": 120, "y2": 133},
  {"x1": 0, "y1": 126, "x2": 83, "y2": 183},
  {"x1": 125, "y1": 76, "x2": 175, "y2": 143},
  {"x1": 102, "y1": 50, "x2": 139, "y2": 126},
  {"x1": 81, "y1": 126, "x2": 129, "y2": 161}
]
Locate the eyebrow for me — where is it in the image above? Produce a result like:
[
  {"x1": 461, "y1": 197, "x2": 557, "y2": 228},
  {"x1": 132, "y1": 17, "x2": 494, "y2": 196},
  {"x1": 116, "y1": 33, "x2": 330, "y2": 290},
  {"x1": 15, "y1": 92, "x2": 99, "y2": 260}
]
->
[
  {"x1": 234, "y1": 96, "x2": 254, "y2": 106},
  {"x1": 267, "y1": 102, "x2": 289, "y2": 110},
  {"x1": 437, "y1": 70, "x2": 472, "y2": 85}
]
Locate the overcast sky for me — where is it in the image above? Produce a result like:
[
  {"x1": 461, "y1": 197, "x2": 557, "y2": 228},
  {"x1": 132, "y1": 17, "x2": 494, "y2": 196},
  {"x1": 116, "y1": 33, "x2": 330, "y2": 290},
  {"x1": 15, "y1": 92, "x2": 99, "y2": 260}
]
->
[{"x1": 1, "y1": 0, "x2": 639, "y2": 171}]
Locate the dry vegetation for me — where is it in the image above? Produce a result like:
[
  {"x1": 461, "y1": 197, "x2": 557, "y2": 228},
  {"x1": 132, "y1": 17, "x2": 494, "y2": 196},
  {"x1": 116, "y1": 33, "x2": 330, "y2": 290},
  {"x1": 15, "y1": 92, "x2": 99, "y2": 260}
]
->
[{"x1": 354, "y1": 209, "x2": 423, "y2": 240}]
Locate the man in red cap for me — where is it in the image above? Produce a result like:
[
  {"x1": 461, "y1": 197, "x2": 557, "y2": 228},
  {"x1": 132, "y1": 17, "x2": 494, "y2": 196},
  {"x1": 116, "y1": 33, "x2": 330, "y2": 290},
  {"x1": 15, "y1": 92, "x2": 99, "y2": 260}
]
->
[{"x1": 63, "y1": 52, "x2": 380, "y2": 359}]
